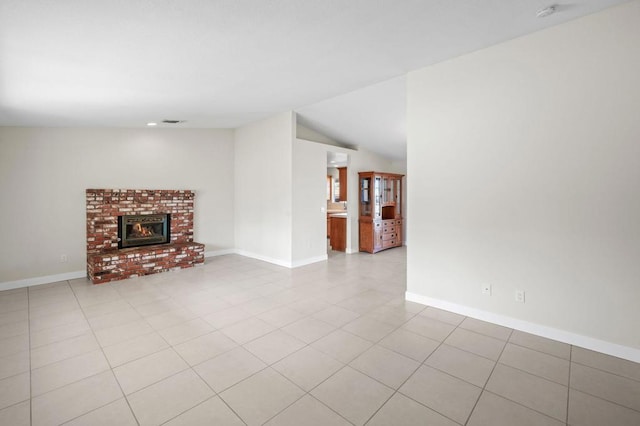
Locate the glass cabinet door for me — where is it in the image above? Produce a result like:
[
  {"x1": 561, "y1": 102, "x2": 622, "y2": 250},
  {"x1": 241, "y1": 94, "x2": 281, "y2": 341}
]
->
[
  {"x1": 395, "y1": 177, "x2": 402, "y2": 217},
  {"x1": 374, "y1": 176, "x2": 381, "y2": 218},
  {"x1": 381, "y1": 176, "x2": 388, "y2": 204},
  {"x1": 360, "y1": 176, "x2": 371, "y2": 217}
]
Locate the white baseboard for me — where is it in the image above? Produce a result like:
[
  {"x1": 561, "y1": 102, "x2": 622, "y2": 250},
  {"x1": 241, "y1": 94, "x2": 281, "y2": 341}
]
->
[
  {"x1": 291, "y1": 254, "x2": 328, "y2": 268},
  {"x1": 204, "y1": 249, "x2": 236, "y2": 258},
  {"x1": 233, "y1": 250, "x2": 329, "y2": 269},
  {"x1": 406, "y1": 292, "x2": 640, "y2": 364},
  {"x1": 0, "y1": 270, "x2": 86, "y2": 292},
  {"x1": 233, "y1": 250, "x2": 293, "y2": 268}
]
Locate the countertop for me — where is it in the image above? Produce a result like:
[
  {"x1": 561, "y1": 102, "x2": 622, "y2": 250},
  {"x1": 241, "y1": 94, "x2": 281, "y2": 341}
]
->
[{"x1": 328, "y1": 212, "x2": 347, "y2": 218}]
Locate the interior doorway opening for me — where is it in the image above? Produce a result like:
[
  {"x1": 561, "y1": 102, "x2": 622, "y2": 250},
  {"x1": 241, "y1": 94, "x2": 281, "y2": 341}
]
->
[{"x1": 326, "y1": 151, "x2": 349, "y2": 255}]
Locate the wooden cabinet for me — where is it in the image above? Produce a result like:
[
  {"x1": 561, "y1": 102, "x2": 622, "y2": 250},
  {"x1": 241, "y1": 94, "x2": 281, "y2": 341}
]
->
[
  {"x1": 337, "y1": 167, "x2": 347, "y2": 201},
  {"x1": 329, "y1": 215, "x2": 346, "y2": 251},
  {"x1": 358, "y1": 171, "x2": 403, "y2": 253},
  {"x1": 326, "y1": 215, "x2": 331, "y2": 238}
]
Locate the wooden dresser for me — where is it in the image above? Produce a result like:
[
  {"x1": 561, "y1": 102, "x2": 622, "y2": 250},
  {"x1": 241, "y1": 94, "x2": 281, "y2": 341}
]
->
[{"x1": 358, "y1": 171, "x2": 404, "y2": 253}]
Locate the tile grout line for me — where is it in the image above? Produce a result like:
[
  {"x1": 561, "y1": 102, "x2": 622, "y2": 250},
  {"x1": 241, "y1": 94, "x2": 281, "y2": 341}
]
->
[
  {"x1": 158, "y1": 395, "x2": 248, "y2": 426},
  {"x1": 211, "y1": 304, "x2": 348, "y2": 424},
  {"x1": 506, "y1": 340, "x2": 571, "y2": 361},
  {"x1": 153, "y1": 301, "x2": 251, "y2": 426},
  {"x1": 358, "y1": 308, "x2": 434, "y2": 425},
  {"x1": 483, "y1": 339, "x2": 590, "y2": 425},
  {"x1": 463, "y1": 327, "x2": 513, "y2": 426},
  {"x1": 155, "y1": 273, "x2": 326, "y2": 424},
  {"x1": 569, "y1": 359, "x2": 640, "y2": 385},
  {"x1": 361, "y1": 308, "x2": 462, "y2": 426},
  {"x1": 272, "y1": 302, "x2": 408, "y2": 423},
  {"x1": 416, "y1": 330, "x2": 500, "y2": 364},
  {"x1": 246, "y1": 297, "x2": 412, "y2": 425},
  {"x1": 480, "y1": 389, "x2": 570, "y2": 425},
  {"x1": 492, "y1": 359, "x2": 570, "y2": 387},
  {"x1": 457, "y1": 319, "x2": 572, "y2": 424},
  {"x1": 68, "y1": 280, "x2": 142, "y2": 426},
  {"x1": 258, "y1": 366, "x2": 354, "y2": 426},
  {"x1": 569, "y1": 346, "x2": 640, "y2": 414},
  {"x1": 566, "y1": 385, "x2": 640, "y2": 415}
]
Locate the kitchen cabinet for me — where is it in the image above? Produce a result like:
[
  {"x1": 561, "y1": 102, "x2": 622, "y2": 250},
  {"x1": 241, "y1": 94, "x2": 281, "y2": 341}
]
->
[
  {"x1": 329, "y1": 214, "x2": 346, "y2": 251},
  {"x1": 358, "y1": 171, "x2": 403, "y2": 253},
  {"x1": 338, "y1": 167, "x2": 347, "y2": 201},
  {"x1": 326, "y1": 215, "x2": 331, "y2": 238}
]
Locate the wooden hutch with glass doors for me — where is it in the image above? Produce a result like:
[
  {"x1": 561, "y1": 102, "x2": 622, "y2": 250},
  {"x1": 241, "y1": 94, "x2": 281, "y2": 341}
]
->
[{"x1": 358, "y1": 171, "x2": 404, "y2": 253}]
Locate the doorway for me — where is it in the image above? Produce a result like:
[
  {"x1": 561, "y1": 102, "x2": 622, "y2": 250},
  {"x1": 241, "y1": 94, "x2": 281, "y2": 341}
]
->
[{"x1": 326, "y1": 151, "x2": 349, "y2": 255}]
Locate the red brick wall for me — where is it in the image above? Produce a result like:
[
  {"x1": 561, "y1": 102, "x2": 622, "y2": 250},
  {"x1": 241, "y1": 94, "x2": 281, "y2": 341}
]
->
[
  {"x1": 86, "y1": 189, "x2": 203, "y2": 284},
  {"x1": 86, "y1": 189, "x2": 195, "y2": 255},
  {"x1": 87, "y1": 242, "x2": 205, "y2": 284}
]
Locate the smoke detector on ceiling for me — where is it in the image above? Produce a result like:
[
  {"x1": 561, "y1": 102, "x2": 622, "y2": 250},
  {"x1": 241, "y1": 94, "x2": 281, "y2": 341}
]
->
[{"x1": 536, "y1": 5, "x2": 557, "y2": 18}]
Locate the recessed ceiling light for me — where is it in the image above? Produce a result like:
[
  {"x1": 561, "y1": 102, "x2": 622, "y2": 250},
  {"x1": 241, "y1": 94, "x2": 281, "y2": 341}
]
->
[
  {"x1": 147, "y1": 122, "x2": 157, "y2": 126},
  {"x1": 536, "y1": 5, "x2": 556, "y2": 18}
]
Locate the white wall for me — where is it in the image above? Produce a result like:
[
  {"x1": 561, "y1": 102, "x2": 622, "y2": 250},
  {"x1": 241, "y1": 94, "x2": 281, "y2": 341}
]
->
[
  {"x1": 407, "y1": 1, "x2": 640, "y2": 358},
  {"x1": 296, "y1": 124, "x2": 341, "y2": 146},
  {"x1": 234, "y1": 112, "x2": 294, "y2": 265},
  {"x1": 292, "y1": 139, "x2": 329, "y2": 265},
  {"x1": 0, "y1": 127, "x2": 235, "y2": 284},
  {"x1": 327, "y1": 167, "x2": 339, "y2": 182}
]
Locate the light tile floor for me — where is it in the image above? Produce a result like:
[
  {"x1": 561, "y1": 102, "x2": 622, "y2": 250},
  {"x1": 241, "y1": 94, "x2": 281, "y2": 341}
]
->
[{"x1": 1, "y1": 247, "x2": 639, "y2": 425}]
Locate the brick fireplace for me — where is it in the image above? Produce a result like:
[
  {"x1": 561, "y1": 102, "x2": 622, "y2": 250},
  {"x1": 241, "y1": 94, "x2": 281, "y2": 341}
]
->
[{"x1": 86, "y1": 189, "x2": 204, "y2": 284}]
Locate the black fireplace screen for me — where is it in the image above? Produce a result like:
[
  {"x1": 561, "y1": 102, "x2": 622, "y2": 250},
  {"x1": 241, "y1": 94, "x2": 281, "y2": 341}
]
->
[{"x1": 118, "y1": 214, "x2": 170, "y2": 249}]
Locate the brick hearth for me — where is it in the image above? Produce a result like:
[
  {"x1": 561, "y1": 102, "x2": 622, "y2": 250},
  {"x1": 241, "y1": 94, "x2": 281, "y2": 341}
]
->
[{"x1": 86, "y1": 189, "x2": 204, "y2": 284}]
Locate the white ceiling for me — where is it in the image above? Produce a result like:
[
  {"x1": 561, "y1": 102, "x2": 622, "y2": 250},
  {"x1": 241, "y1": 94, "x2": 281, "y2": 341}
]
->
[
  {"x1": 0, "y1": 0, "x2": 628, "y2": 160},
  {"x1": 327, "y1": 151, "x2": 348, "y2": 168}
]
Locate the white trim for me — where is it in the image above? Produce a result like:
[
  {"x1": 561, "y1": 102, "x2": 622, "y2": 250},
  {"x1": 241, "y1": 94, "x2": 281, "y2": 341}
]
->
[
  {"x1": 291, "y1": 254, "x2": 328, "y2": 268},
  {"x1": 204, "y1": 249, "x2": 236, "y2": 258},
  {"x1": 234, "y1": 250, "x2": 330, "y2": 269},
  {"x1": 406, "y1": 292, "x2": 640, "y2": 364},
  {"x1": 233, "y1": 250, "x2": 293, "y2": 268},
  {"x1": 0, "y1": 270, "x2": 86, "y2": 291}
]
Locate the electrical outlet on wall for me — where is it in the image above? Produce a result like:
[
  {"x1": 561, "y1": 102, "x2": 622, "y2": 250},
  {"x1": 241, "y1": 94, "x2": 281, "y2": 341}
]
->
[
  {"x1": 482, "y1": 284, "x2": 492, "y2": 296},
  {"x1": 60, "y1": 254, "x2": 68, "y2": 263},
  {"x1": 515, "y1": 290, "x2": 525, "y2": 303}
]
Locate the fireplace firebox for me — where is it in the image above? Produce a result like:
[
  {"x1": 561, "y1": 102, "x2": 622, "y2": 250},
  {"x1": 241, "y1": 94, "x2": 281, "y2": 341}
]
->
[{"x1": 117, "y1": 214, "x2": 171, "y2": 249}]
